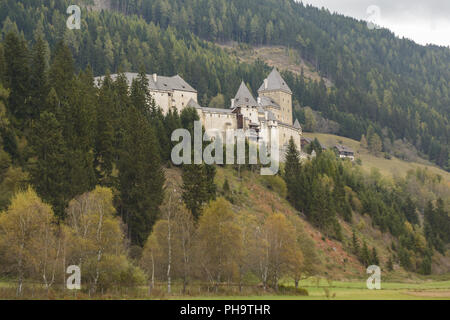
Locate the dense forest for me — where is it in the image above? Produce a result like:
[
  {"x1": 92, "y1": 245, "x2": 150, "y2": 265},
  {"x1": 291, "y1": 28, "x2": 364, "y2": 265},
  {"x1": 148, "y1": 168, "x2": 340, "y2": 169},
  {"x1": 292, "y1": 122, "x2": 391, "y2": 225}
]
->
[
  {"x1": 0, "y1": 0, "x2": 448, "y2": 170},
  {"x1": 107, "y1": 0, "x2": 450, "y2": 170}
]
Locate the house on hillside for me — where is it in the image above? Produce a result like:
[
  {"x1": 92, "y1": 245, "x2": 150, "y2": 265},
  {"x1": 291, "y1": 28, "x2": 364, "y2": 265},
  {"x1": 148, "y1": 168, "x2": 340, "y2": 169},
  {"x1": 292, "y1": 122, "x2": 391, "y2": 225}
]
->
[
  {"x1": 301, "y1": 137, "x2": 312, "y2": 148},
  {"x1": 334, "y1": 144, "x2": 355, "y2": 161}
]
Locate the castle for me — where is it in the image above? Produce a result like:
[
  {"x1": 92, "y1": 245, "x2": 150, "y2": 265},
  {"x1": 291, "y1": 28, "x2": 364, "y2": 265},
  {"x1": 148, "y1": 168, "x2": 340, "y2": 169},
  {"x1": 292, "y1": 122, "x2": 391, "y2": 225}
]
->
[{"x1": 96, "y1": 68, "x2": 302, "y2": 155}]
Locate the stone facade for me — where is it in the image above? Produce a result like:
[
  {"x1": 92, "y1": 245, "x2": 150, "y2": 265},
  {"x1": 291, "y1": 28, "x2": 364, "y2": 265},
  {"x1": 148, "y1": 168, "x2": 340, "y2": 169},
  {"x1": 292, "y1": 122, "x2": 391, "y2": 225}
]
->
[{"x1": 96, "y1": 69, "x2": 303, "y2": 154}]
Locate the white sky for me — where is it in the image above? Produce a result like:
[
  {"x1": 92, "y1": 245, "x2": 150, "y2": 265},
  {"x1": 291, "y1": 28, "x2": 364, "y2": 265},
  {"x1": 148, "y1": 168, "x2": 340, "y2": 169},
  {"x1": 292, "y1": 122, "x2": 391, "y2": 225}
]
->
[{"x1": 299, "y1": 0, "x2": 450, "y2": 47}]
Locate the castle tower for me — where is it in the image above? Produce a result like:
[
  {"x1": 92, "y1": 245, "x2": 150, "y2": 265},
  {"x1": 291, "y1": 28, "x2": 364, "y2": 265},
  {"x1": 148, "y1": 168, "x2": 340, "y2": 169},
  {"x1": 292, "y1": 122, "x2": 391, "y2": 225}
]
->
[{"x1": 258, "y1": 68, "x2": 293, "y2": 125}]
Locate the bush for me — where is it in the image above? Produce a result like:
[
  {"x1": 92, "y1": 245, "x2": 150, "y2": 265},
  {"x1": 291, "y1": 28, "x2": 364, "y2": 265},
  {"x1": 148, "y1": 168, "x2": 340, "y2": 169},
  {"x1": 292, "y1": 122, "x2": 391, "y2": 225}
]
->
[
  {"x1": 84, "y1": 254, "x2": 147, "y2": 292},
  {"x1": 260, "y1": 175, "x2": 287, "y2": 198},
  {"x1": 277, "y1": 284, "x2": 309, "y2": 296}
]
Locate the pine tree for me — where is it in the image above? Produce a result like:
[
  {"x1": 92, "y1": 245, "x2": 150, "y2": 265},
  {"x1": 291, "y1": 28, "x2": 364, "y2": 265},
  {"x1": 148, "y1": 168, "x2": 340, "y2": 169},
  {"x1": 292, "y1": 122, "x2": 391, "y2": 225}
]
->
[
  {"x1": 130, "y1": 69, "x2": 150, "y2": 116},
  {"x1": 29, "y1": 36, "x2": 49, "y2": 121},
  {"x1": 182, "y1": 164, "x2": 216, "y2": 221},
  {"x1": 61, "y1": 68, "x2": 97, "y2": 199},
  {"x1": 3, "y1": 32, "x2": 31, "y2": 128},
  {"x1": 29, "y1": 111, "x2": 67, "y2": 218},
  {"x1": 371, "y1": 247, "x2": 379, "y2": 266},
  {"x1": 360, "y1": 134, "x2": 368, "y2": 149},
  {"x1": 283, "y1": 137, "x2": 300, "y2": 206},
  {"x1": 0, "y1": 43, "x2": 6, "y2": 86},
  {"x1": 49, "y1": 41, "x2": 74, "y2": 102},
  {"x1": 118, "y1": 106, "x2": 164, "y2": 246},
  {"x1": 360, "y1": 240, "x2": 370, "y2": 267},
  {"x1": 95, "y1": 72, "x2": 115, "y2": 185},
  {"x1": 352, "y1": 229, "x2": 360, "y2": 255}
]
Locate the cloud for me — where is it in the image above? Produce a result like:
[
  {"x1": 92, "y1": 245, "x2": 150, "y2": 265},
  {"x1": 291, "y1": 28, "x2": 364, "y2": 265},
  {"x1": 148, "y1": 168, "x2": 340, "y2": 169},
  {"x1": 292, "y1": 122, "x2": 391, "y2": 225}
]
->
[{"x1": 299, "y1": 0, "x2": 450, "y2": 46}]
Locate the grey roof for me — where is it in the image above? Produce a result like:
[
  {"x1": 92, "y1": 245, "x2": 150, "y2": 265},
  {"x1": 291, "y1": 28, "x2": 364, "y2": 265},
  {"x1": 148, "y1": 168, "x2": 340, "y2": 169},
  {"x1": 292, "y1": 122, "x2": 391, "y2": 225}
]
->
[
  {"x1": 258, "y1": 96, "x2": 280, "y2": 109},
  {"x1": 186, "y1": 98, "x2": 202, "y2": 109},
  {"x1": 234, "y1": 81, "x2": 258, "y2": 107},
  {"x1": 95, "y1": 72, "x2": 197, "y2": 93},
  {"x1": 294, "y1": 119, "x2": 302, "y2": 129},
  {"x1": 258, "y1": 68, "x2": 292, "y2": 94},
  {"x1": 335, "y1": 144, "x2": 354, "y2": 153}
]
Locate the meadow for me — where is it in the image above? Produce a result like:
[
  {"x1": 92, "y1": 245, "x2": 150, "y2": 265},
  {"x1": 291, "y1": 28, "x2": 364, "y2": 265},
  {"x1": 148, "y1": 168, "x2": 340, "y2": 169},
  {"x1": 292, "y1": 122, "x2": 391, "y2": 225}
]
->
[
  {"x1": 179, "y1": 279, "x2": 450, "y2": 300},
  {"x1": 1, "y1": 278, "x2": 450, "y2": 300},
  {"x1": 303, "y1": 133, "x2": 450, "y2": 184}
]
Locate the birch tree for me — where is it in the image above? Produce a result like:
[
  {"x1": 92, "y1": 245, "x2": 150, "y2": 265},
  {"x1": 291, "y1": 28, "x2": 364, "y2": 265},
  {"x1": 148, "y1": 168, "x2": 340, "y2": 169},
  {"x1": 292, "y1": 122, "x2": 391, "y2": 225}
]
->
[{"x1": 0, "y1": 187, "x2": 59, "y2": 295}]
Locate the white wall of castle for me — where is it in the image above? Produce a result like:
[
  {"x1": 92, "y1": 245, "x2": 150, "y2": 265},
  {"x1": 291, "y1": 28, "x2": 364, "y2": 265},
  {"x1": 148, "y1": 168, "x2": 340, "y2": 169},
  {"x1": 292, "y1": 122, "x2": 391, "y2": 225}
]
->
[
  {"x1": 173, "y1": 90, "x2": 197, "y2": 112},
  {"x1": 239, "y1": 106, "x2": 260, "y2": 125},
  {"x1": 278, "y1": 124, "x2": 301, "y2": 150},
  {"x1": 150, "y1": 90, "x2": 197, "y2": 114},
  {"x1": 198, "y1": 110, "x2": 237, "y2": 139}
]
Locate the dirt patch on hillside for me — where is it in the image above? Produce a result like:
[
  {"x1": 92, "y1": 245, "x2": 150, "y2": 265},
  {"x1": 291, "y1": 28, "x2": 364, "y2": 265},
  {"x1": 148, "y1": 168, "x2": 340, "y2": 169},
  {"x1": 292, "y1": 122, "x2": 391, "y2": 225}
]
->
[{"x1": 217, "y1": 42, "x2": 333, "y2": 88}]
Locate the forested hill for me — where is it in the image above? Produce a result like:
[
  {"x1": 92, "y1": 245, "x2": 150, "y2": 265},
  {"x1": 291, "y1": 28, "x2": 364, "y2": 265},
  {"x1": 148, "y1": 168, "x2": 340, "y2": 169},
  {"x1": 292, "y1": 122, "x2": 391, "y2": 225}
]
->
[
  {"x1": 107, "y1": 0, "x2": 450, "y2": 170},
  {"x1": 0, "y1": 0, "x2": 449, "y2": 170}
]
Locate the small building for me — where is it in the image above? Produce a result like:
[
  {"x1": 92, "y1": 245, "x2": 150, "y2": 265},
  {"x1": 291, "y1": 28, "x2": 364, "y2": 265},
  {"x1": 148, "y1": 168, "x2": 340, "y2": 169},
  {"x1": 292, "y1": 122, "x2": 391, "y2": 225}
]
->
[
  {"x1": 301, "y1": 137, "x2": 312, "y2": 148},
  {"x1": 334, "y1": 144, "x2": 355, "y2": 161}
]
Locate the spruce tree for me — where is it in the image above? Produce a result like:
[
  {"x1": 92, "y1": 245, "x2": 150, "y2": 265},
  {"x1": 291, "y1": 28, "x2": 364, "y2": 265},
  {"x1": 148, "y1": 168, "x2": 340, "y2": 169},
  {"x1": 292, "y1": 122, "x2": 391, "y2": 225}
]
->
[
  {"x1": 352, "y1": 229, "x2": 360, "y2": 255},
  {"x1": 118, "y1": 106, "x2": 164, "y2": 246},
  {"x1": 182, "y1": 163, "x2": 216, "y2": 221},
  {"x1": 283, "y1": 137, "x2": 300, "y2": 206},
  {"x1": 49, "y1": 41, "x2": 74, "y2": 102},
  {"x1": 30, "y1": 111, "x2": 67, "y2": 218},
  {"x1": 360, "y1": 241, "x2": 371, "y2": 267},
  {"x1": 95, "y1": 72, "x2": 115, "y2": 185},
  {"x1": 3, "y1": 32, "x2": 31, "y2": 128},
  {"x1": 371, "y1": 247, "x2": 379, "y2": 266},
  {"x1": 29, "y1": 36, "x2": 49, "y2": 121}
]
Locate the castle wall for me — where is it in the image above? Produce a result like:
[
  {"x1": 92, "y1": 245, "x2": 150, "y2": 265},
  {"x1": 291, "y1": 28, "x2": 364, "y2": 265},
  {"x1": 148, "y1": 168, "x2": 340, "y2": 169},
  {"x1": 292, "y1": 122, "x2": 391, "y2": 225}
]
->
[
  {"x1": 173, "y1": 90, "x2": 198, "y2": 113},
  {"x1": 239, "y1": 106, "x2": 259, "y2": 125},
  {"x1": 150, "y1": 90, "x2": 197, "y2": 114},
  {"x1": 278, "y1": 124, "x2": 301, "y2": 151},
  {"x1": 260, "y1": 91, "x2": 293, "y2": 125},
  {"x1": 198, "y1": 110, "x2": 237, "y2": 139},
  {"x1": 150, "y1": 91, "x2": 171, "y2": 113}
]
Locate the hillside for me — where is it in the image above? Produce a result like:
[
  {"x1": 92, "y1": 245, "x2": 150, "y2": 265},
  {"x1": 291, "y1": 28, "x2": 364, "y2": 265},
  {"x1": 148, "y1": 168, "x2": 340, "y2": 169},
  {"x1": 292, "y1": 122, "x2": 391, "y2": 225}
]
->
[
  {"x1": 303, "y1": 133, "x2": 450, "y2": 185},
  {"x1": 216, "y1": 43, "x2": 333, "y2": 87},
  {"x1": 167, "y1": 165, "x2": 450, "y2": 279},
  {"x1": 101, "y1": 0, "x2": 449, "y2": 170},
  {"x1": 1, "y1": 0, "x2": 449, "y2": 170}
]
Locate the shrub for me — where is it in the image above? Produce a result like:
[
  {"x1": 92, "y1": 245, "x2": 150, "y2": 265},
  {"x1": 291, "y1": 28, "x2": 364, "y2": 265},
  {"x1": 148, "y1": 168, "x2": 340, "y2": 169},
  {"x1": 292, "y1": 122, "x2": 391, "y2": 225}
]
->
[
  {"x1": 260, "y1": 175, "x2": 287, "y2": 198},
  {"x1": 277, "y1": 284, "x2": 309, "y2": 296}
]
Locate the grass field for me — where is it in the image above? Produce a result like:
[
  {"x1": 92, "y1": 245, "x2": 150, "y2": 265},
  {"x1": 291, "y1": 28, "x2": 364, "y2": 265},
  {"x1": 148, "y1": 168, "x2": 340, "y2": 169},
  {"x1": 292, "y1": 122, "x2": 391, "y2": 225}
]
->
[
  {"x1": 174, "y1": 279, "x2": 450, "y2": 300},
  {"x1": 1, "y1": 279, "x2": 449, "y2": 300},
  {"x1": 303, "y1": 132, "x2": 450, "y2": 184}
]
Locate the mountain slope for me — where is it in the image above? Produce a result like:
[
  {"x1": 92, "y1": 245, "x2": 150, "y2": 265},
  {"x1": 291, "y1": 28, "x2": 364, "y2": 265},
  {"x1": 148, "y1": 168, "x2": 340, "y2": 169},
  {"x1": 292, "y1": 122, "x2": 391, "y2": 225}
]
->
[
  {"x1": 103, "y1": 0, "x2": 450, "y2": 170},
  {"x1": 1, "y1": 0, "x2": 449, "y2": 170}
]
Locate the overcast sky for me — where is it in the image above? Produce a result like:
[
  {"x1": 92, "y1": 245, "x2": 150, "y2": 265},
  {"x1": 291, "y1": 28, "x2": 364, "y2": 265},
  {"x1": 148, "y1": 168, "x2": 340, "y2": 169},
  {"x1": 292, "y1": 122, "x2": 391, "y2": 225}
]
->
[{"x1": 299, "y1": 0, "x2": 450, "y2": 47}]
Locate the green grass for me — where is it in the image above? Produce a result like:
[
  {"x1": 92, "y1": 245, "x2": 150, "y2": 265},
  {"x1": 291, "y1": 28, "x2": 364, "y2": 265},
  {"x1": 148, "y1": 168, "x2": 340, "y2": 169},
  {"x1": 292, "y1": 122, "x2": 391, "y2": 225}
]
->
[
  {"x1": 1, "y1": 279, "x2": 449, "y2": 299},
  {"x1": 303, "y1": 133, "x2": 450, "y2": 184},
  {"x1": 172, "y1": 279, "x2": 450, "y2": 300}
]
